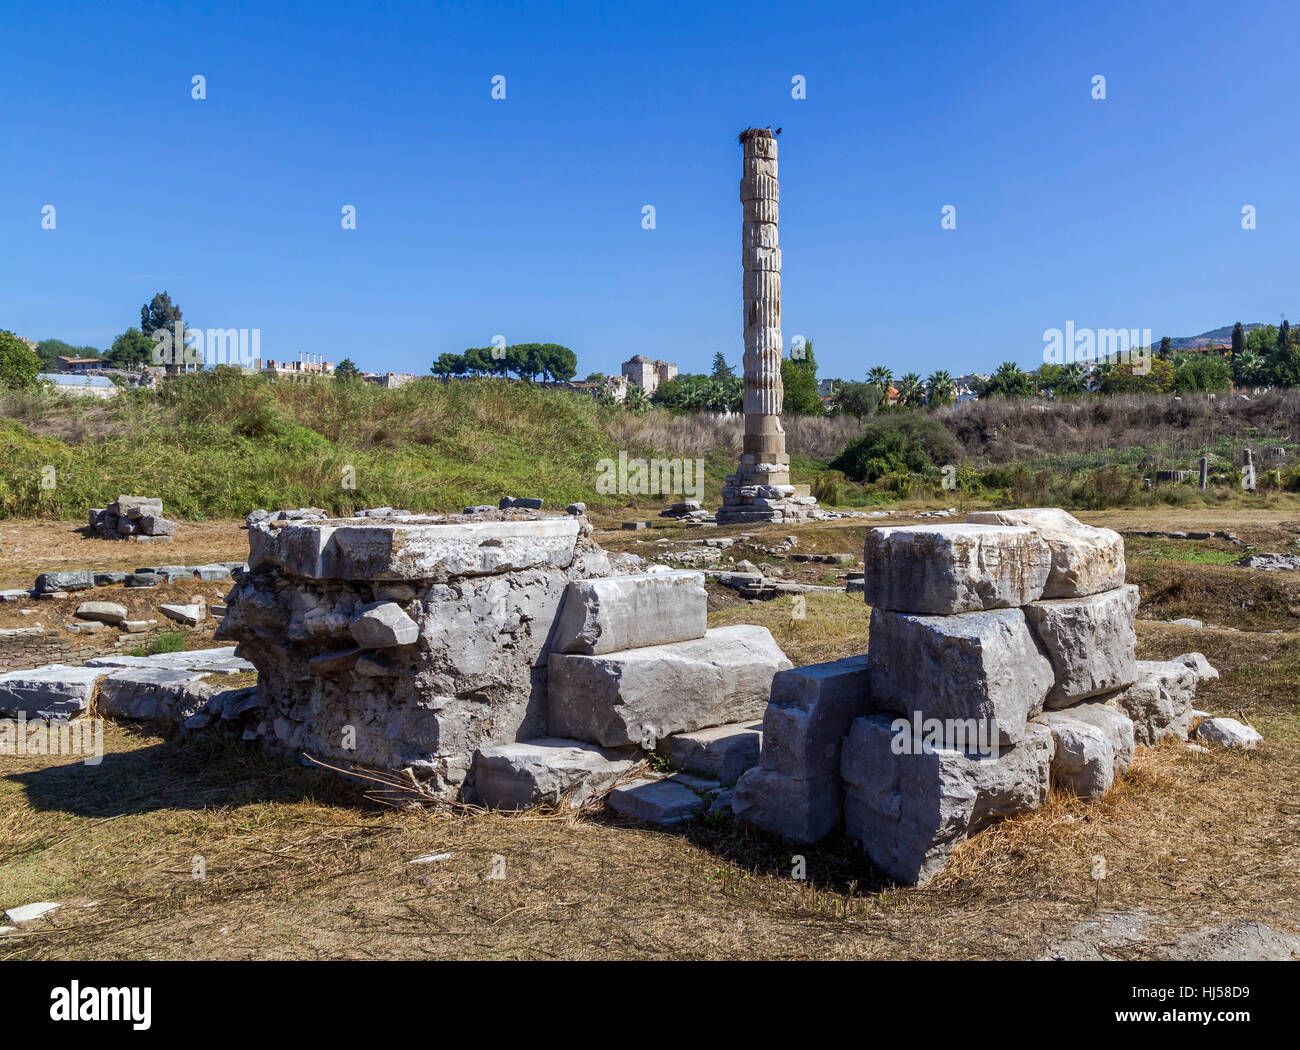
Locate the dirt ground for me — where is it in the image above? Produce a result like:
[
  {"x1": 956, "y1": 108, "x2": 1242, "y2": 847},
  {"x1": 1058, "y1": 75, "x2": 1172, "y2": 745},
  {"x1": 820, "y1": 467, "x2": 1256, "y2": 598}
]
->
[{"x1": 1, "y1": 504, "x2": 1298, "y2": 960}]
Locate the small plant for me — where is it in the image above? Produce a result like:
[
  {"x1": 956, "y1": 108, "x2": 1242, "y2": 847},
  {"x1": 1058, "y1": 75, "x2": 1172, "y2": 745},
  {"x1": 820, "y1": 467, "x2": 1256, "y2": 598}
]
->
[{"x1": 150, "y1": 630, "x2": 187, "y2": 655}]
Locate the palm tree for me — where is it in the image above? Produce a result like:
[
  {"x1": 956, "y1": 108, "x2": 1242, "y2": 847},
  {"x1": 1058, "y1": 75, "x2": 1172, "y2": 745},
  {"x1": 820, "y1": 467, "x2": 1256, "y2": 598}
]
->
[
  {"x1": 624, "y1": 385, "x2": 650, "y2": 412},
  {"x1": 1057, "y1": 362, "x2": 1087, "y2": 396},
  {"x1": 894, "y1": 372, "x2": 922, "y2": 407},
  {"x1": 867, "y1": 366, "x2": 893, "y2": 408},
  {"x1": 926, "y1": 369, "x2": 955, "y2": 407}
]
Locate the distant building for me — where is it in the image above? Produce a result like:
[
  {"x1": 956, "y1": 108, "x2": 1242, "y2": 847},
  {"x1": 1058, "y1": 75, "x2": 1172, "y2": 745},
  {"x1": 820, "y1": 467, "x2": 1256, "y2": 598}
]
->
[
  {"x1": 362, "y1": 371, "x2": 416, "y2": 388},
  {"x1": 38, "y1": 373, "x2": 118, "y2": 399},
  {"x1": 261, "y1": 352, "x2": 334, "y2": 380},
  {"x1": 55, "y1": 356, "x2": 104, "y2": 374},
  {"x1": 817, "y1": 378, "x2": 836, "y2": 397},
  {"x1": 621, "y1": 355, "x2": 677, "y2": 396},
  {"x1": 568, "y1": 374, "x2": 628, "y2": 401}
]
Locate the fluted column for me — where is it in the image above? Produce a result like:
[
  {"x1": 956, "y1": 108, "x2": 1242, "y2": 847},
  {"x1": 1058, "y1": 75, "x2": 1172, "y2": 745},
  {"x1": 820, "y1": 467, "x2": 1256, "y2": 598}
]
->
[{"x1": 738, "y1": 128, "x2": 789, "y2": 485}]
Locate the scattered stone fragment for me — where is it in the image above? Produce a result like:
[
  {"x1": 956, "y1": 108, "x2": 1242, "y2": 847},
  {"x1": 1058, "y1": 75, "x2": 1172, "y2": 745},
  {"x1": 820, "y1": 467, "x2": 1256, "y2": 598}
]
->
[
  {"x1": 3, "y1": 902, "x2": 62, "y2": 923},
  {"x1": 93, "y1": 572, "x2": 127, "y2": 587},
  {"x1": 98, "y1": 667, "x2": 216, "y2": 723},
  {"x1": 1195, "y1": 717, "x2": 1263, "y2": 749},
  {"x1": 75, "y1": 601, "x2": 128, "y2": 625},
  {"x1": 34, "y1": 570, "x2": 95, "y2": 594},
  {"x1": 160, "y1": 603, "x2": 205, "y2": 627},
  {"x1": 125, "y1": 572, "x2": 162, "y2": 588},
  {"x1": 1175, "y1": 652, "x2": 1220, "y2": 681}
]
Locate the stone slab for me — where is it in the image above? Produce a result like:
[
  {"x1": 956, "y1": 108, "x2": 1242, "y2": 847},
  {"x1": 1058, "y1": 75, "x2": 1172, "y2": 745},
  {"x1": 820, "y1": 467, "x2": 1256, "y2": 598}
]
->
[
  {"x1": 473, "y1": 737, "x2": 641, "y2": 809},
  {"x1": 0, "y1": 665, "x2": 107, "y2": 720},
  {"x1": 553, "y1": 570, "x2": 706, "y2": 654},
  {"x1": 760, "y1": 653, "x2": 872, "y2": 778},
  {"x1": 863, "y1": 524, "x2": 1050, "y2": 614},
  {"x1": 731, "y1": 767, "x2": 841, "y2": 843},
  {"x1": 659, "y1": 720, "x2": 763, "y2": 782},
  {"x1": 606, "y1": 777, "x2": 704, "y2": 824},
  {"x1": 548, "y1": 625, "x2": 792, "y2": 748},
  {"x1": 1102, "y1": 658, "x2": 1198, "y2": 747},
  {"x1": 248, "y1": 515, "x2": 581, "y2": 581}
]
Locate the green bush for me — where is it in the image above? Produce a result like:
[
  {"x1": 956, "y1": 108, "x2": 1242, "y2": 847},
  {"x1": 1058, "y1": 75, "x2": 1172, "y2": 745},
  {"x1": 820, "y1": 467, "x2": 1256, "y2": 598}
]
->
[{"x1": 830, "y1": 415, "x2": 960, "y2": 483}]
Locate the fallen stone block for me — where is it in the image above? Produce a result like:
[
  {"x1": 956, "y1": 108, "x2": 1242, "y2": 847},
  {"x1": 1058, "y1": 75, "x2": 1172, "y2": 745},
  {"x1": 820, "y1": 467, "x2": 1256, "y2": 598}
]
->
[
  {"x1": 93, "y1": 572, "x2": 127, "y2": 587},
  {"x1": 1023, "y1": 585, "x2": 1139, "y2": 708},
  {"x1": 1038, "y1": 710, "x2": 1116, "y2": 797},
  {"x1": 140, "y1": 514, "x2": 178, "y2": 537},
  {"x1": 760, "y1": 653, "x2": 871, "y2": 778},
  {"x1": 348, "y1": 601, "x2": 418, "y2": 647},
  {"x1": 98, "y1": 667, "x2": 216, "y2": 723},
  {"x1": 553, "y1": 570, "x2": 707, "y2": 655},
  {"x1": 1103, "y1": 659, "x2": 1198, "y2": 747},
  {"x1": 473, "y1": 737, "x2": 642, "y2": 809},
  {"x1": 659, "y1": 720, "x2": 763, "y2": 782},
  {"x1": 160, "y1": 603, "x2": 204, "y2": 627},
  {"x1": 841, "y1": 714, "x2": 1053, "y2": 886},
  {"x1": 606, "y1": 777, "x2": 704, "y2": 824},
  {"x1": 867, "y1": 607, "x2": 1052, "y2": 745},
  {"x1": 34, "y1": 570, "x2": 95, "y2": 594},
  {"x1": 731, "y1": 767, "x2": 841, "y2": 843},
  {"x1": 190, "y1": 564, "x2": 232, "y2": 581},
  {"x1": 3, "y1": 901, "x2": 62, "y2": 923},
  {"x1": 125, "y1": 572, "x2": 162, "y2": 588},
  {"x1": 966, "y1": 508, "x2": 1125, "y2": 598},
  {"x1": 863, "y1": 523, "x2": 1050, "y2": 614},
  {"x1": 0, "y1": 665, "x2": 107, "y2": 720},
  {"x1": 1195, "y1": 717, "x2": 1262, "y2": 749},
  {"x1": 75, "y1": 601, "x2": 128, "y2": 625},
  {"x1": 548, "y1": 624, "x2": 792, "y2": 748}
]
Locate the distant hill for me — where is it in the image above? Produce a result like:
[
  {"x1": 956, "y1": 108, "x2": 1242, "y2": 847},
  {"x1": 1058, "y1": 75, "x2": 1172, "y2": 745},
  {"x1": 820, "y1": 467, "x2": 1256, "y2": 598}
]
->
[{"x1": 1161, "y1": 323, "x2": 1275, "y2": 351}]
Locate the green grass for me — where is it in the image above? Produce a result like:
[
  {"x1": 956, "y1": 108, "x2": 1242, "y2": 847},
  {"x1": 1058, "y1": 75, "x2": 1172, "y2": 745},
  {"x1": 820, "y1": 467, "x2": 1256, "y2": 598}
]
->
[
  {"x1": 150, "y1": 630, "x2": 189, "y2": 654},
  {"x1": 1127, "y1": 540, "x2": 1243, "y2": 566}
]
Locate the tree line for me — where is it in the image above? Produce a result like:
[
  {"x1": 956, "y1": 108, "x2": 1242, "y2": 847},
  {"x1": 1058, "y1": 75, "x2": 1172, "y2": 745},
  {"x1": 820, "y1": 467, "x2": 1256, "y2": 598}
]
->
[{"x1": 431, "y1": 343, "x2": 577, "y2": 382}]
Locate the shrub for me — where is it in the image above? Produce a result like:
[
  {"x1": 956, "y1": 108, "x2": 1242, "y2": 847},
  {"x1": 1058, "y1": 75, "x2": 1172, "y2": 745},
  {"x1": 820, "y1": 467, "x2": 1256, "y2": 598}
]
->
[{"x1": 830, "y1": 415, "x2": 960, "y2": 483}]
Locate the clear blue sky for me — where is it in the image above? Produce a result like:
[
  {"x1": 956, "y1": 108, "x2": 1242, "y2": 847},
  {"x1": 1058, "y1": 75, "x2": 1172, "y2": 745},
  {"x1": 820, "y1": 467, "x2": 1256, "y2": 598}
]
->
[{"x1": 1, "y1": 0, "x2": 1296, "y2": 381}]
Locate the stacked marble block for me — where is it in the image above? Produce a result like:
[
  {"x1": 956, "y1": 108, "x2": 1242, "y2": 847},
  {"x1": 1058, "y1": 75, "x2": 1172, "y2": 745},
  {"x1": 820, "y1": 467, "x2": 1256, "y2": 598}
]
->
[
  {"x1": 716, "y1": 478, "x2": 820, "y2": 525},
  {"x1": 474, "y1": 569, "x2": 790, "y2": 811},
  {"x1": 735, "y1": 508, "x2": 1211, "y2": 885}
]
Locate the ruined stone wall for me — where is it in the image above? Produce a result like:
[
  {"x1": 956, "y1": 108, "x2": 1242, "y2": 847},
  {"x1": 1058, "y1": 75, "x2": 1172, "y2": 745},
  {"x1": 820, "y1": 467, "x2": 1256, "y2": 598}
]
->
[{"x1": 216, "y1": 511, "x2": 634, "y2": 799}]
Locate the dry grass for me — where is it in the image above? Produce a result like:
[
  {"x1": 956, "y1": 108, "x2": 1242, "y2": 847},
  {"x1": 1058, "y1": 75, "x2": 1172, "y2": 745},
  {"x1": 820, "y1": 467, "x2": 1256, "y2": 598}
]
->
[{"x1": 2, "y1": 507, "x2": 1299, "y2": 960}]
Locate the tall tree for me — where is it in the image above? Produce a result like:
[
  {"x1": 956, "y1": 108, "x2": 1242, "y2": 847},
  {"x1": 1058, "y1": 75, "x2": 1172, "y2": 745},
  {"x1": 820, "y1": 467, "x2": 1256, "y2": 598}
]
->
[
  {"x1": 0, "y1": 330, "x2": 42, "y2": 389},
  {"x1": 105, "y1": 328, "x2": 154, "y2": 368},
  {"x1": 867, "y1": 365, "x2": 893, "y2": 408},
  {"x1": 710, "y1": 352, "x2": 734, "y2": 380},
  {"x1": 1231, "y1": 321, "x2": 1246, "y2": 358},
  {"x1": 926, "y1": 369, "x2": 955, "y2": 407},
  {"x1": 1158, "y1": 336, "x2": 1173, "y2": 360},
  {"x1": 335, "y1": 358, "x2": 362, "y2": 381}
]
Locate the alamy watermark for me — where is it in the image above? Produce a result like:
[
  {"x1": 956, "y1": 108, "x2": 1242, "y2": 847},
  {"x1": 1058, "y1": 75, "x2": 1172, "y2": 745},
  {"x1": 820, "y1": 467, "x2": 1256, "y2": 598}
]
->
[
  {"x1": 1, "y1": 714, "x2": 104, "y2": 765},
  {"x1": 151, "y1": 322, "x2": 261, "y2": 367},
  {"x1": 890, "y1": 713, "x2": 1001, "y2": 758},
  {"x1": 1043, "y1": 322, "x2": 1151, "y2": 374},
  {"x1": 596, "y1": 451, "x2": 705, "y2": 502}
]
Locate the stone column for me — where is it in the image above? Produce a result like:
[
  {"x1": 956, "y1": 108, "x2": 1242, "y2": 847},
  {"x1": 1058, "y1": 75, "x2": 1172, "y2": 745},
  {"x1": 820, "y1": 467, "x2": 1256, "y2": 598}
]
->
[
  {"x1": 739, "y1": 128, "x2": 788, "y2": 487},
  {"x1": 717, "y1": 128, "x2": 817, "y2": 524},
  {"x1": 1199, "y1": 456, "x2": 1208, "y2": 491}
]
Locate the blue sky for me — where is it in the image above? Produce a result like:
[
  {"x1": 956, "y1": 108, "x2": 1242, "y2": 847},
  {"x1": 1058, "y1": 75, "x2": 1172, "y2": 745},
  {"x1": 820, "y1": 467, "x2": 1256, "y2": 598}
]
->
[{"x1": 1, "y1": 0, "x2": 1296, "y2": 381}]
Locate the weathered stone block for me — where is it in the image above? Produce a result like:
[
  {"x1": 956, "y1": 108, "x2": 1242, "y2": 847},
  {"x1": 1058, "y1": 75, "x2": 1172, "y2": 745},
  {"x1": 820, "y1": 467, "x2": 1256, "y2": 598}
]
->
[
  {"x1": 606, "y1": 777, "x2": 705, "y2": 824},
  {"x1": 731, "y1": 767, "x2": 841, "y2": 843},
  {"x1": 760, "y1": 654, "x2": 871, "y2": 778},
  {"x1": 98, "y1": 668, "x2": 215, "y2": 723},
  {"x1": 867, "y1": 607, "x2": 1052, "y2": 745},
  {"x1": 966, "y1": 508, "x2": 1125, "y2": 598},
  {"x1": 0, "y1": 665, "x2": 106, "y2": 719},
  {"x1": 34, "y1": 571, "x2": 95, "y2": 594},
  {"x1": 841, "y1": 714, "x2": 1053, "y2": 886},
  {"x1": 660, "y1": 720, "x2": 762, "y2": 782},
  {"x1": 1102, "y1": 658, "x2": 1198, "y2": 747},
  {"x1": 548, "y1": 625, "x2": 792, "y2": 748},
  {"x1": 863, "y1": 524, "x2": 1050, "y2": 614},
  {"x1": 1195, "y1": 717, "x2": 1262, "y2": 749},
  {"x1": 1024, "y1": 585, "x2": 1139, "y2": 707},
  {"x1": 249, "y1": 515, "x2": 581, "y2": 581},
  {"x1": 348, "y1": 601, "x2": 418, "y2": 647},
  {"x1": 1038, "y1": 702, "x2": 1135, "y2": 797},
  {"x1": 553, "y1": 570, "x2": 706, "y2": 655},
  {"x1": 75, "y1": 602, "x2": 128, "y2": 625},
  {"x1": 472, "y1": 738, "x2": 641, "y2": 809}
]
